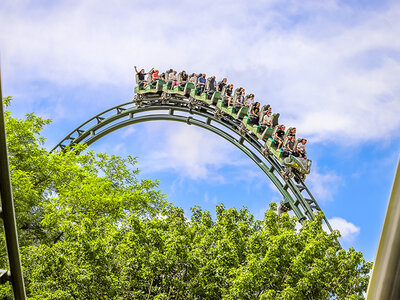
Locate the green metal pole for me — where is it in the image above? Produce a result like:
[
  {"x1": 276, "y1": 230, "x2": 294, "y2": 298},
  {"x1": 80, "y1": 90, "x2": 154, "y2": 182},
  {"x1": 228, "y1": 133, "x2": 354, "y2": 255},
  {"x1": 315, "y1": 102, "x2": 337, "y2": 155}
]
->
[
  {"x1": 0, "y1": 66, "x2": 27, "y2": 299},
  {"x1": 366, "y1": 155, "x2": 400, "y2": 299}
]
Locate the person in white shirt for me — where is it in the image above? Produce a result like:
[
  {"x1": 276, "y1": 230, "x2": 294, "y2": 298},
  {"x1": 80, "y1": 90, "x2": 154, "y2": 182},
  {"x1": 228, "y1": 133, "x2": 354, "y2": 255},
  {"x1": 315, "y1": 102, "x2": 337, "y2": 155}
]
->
[
  {"x1": 169, "y1": 70, "x2": 178, "y2": 88},
  {"x1": 297, "y1": 139, "x2": 307, "y2": 159}
]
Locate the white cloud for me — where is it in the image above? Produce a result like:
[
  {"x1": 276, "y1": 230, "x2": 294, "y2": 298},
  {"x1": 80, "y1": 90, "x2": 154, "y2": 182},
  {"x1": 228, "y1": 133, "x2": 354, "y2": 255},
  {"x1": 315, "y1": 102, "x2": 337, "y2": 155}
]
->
[
  {"x1": 1, "y1": 0, "x2": 400, "y2": 145},
  {"x1": 307, "y1": 165, "x2": 342, "y2": 202},
  {"x1": 137, "y1": 123, "x2": 244, "y2": 180},
  {"x1": 326, "y1": 217, "x2": 360, "y2": 242}
]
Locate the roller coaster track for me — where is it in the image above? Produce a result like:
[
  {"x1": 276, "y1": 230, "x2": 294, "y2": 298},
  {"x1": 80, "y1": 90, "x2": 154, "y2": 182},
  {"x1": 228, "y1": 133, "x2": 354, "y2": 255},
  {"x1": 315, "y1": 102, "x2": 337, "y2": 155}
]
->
[{"x1": 51, "y1": 95, "x2": 333, "y2": 232}]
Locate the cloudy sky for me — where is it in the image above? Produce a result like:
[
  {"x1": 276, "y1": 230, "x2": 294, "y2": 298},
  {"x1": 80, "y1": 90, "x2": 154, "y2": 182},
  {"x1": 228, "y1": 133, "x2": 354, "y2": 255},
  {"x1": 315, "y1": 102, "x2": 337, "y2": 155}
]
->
[{"x1": 1, "y1": 0, "x2": 400, "y2": 261}]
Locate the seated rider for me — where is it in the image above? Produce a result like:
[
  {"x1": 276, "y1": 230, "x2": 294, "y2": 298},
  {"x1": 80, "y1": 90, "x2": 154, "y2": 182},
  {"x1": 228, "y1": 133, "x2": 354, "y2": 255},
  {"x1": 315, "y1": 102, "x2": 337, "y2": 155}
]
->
[
  {"x1": 135, "y1": 66, "x2": 154, "y2": 87},
  {"x1": 217, "y1": 78, "x2": 227, "y2": 91},
  {"x1": 262, "y1": 110, "x2": 273, "y2": 128},
  {"x1": 189, "y1": 73, "x2": 197, "y2": 84},
  {"x1": 181, "y1": 71, "x2": 188, "y2": 87},
  {"x1": 226, "y1": 84, "x2": 234, "y2": 106},
  {"x1": 297, "y1": 138, "x2": 307, "y2": 159},
  {"x1": 249, "y1": 102, "x2": 260, "y2": 124},
  {"x1": 198, "y1": 73, "x2": 207, "y2": 94},
  {"x1": 134, "y1": 66, "x2": 147, "y2": 83},
  {"x1": 238, "y1": 88, "x2": 245, "y2": 105},
  {"x1": 285, "y1": 136, "x2": 296, "y2": 154},
  {"x1": 151, "y1": 69, "x2": 159, "y2": 86},
  {"x1": 245, "y1": 94, "x2": 255, "y2": 107},
  {"x1": 289, "y1": 127, "x2": 296, "y2": 139},
  {"x1": 209, "y1": 76, "x2": 216, "y2": 93},
  {"x1": 169, "y1": 70, "x2": 178, "y2": 88},
  {"x1": 274, "y1": 125, "x2": 286, "y2": 149}
]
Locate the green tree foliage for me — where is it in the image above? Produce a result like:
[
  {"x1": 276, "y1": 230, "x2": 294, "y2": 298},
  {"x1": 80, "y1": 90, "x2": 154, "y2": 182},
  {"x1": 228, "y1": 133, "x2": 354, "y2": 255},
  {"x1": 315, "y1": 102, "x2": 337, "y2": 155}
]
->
[{"x1": 0, "y1": 97, "x2": 372, "y2": 299}]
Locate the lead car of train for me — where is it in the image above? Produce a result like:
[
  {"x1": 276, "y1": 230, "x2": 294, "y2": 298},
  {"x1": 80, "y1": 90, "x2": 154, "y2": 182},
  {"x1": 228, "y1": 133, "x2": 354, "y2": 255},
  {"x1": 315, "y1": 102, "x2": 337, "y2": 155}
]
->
[{"x1": 134, "y1": 69, "x2": 311, "y2": 182}]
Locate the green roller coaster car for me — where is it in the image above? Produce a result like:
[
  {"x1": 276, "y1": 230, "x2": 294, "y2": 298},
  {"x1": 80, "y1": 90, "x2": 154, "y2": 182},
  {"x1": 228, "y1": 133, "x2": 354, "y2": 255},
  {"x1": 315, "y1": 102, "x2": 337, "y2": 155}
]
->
[
  {"x1": 216, "y1": 99, "x2": 230, "y2": 114},
  {"x1": 162, "y1": 81, "x2": 195, "y2": 97},
  {"x1": 232, "y1": 106, "x2": 248, "y2": 119},
  {"x1": 173, "y1": 83, "x2": 195, "y2": 97},
  {"x1": 216, "y1": 100, "x2": 248, "y2": 119},
  {"x1": 134, "y1": 80, "x2": 165, "y2": 94},
  {"x1": 283, "y1": 155, "x2": 311, "y2": 175},
  {"x1": 243, "y1": 115, "x2": 261, "y2": 135},
  {"x1": 203, "y1": 91, "x2": 221, "y2": 105},
  {"x1": 259, "y1": 126, "x2": 275, "y2": 141},
  {"x1": 266, "y1": 138, "x2": 311, "y2": 175},
  {"x1": 190, "y1": 89, "x2": 221, "y2": 105}
]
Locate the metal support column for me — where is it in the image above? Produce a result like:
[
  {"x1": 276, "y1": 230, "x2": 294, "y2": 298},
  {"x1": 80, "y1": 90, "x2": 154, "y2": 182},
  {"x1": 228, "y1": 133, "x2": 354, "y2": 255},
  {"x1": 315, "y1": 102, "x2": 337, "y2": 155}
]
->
[
  {"x1": 366, "y1": 156, "x2": 400, "y2": 299},
  {"x1": 0, "y1": 67, "x2": 27, "y2": 299}
]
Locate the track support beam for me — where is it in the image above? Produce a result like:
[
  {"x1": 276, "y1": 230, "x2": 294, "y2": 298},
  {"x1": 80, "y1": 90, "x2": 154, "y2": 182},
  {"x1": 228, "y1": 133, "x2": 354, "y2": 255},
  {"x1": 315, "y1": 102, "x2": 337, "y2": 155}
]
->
[{"x1": 0, "y1": 66, "x2": 27, "y2": 299}]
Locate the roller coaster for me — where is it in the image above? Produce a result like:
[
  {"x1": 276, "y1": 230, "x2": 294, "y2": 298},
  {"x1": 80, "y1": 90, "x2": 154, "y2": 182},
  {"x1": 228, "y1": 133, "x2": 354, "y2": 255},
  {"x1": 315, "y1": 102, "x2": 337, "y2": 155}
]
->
[{"x1": 52, "y1": 68, "x2": 334, "y2": 232}]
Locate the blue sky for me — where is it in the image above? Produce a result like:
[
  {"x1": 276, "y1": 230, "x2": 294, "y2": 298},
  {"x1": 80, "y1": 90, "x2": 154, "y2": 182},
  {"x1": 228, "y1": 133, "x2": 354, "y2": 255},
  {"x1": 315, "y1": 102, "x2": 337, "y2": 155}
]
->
[{"x1": 1, "y1": 0, "x2": 400, "y2": 262}]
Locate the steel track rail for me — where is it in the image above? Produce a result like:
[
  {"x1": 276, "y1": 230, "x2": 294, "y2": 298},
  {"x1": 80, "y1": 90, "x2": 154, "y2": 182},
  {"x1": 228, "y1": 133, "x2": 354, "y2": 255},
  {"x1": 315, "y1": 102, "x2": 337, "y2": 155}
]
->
[{"x1": 51, "y1": 97, "x2": 333, "y2": 231}]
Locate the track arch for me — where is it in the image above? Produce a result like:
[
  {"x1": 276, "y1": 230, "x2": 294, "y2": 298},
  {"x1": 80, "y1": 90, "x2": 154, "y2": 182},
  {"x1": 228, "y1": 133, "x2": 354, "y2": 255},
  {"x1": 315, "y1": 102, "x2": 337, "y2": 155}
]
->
[{"x1": 52, "y1": 96, "x2": 333, "y2": 232}]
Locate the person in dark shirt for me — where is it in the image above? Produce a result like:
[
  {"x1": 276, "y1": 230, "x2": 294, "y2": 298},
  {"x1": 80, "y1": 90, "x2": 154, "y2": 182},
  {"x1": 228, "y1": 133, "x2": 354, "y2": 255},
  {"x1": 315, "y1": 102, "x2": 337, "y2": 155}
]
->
[
  {"x1": 217, "y1": 78, "x2": 227, "y2": 91},
  {"x1": 288, "y1": 128, "x2": 296, "y2": 139},
  {"x1": 181, "y1": 71, "x2": 188, "y2": 87},
  {"x1": 208, "y1": 76, "x2": 216, "y2": 93},
  {"x1": 275, "y1": 125, "x2": 286, "y2": 149},
  {"x1": 250, "y1": 102, "x2": 260, "y2": 124},
  {"x1": 134, "y1": 66, "x2": 154, "y2": 87},
  {"x1": 286, "y1": 136, "x2": 295, "y2": 153},
  {"x1": 226, "y1": 84, "x2": 234, "y2": 106},
  {"x1": 134, "y1": 66, "x2": 146, "y2": 81}
]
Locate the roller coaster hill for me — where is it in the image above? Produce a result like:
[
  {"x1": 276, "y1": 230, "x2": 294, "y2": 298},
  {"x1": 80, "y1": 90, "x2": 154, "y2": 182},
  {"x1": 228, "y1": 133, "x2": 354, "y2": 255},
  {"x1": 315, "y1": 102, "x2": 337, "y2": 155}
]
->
[{"x1": 52, "y1": 66, "x2": 335, "y2": 235}]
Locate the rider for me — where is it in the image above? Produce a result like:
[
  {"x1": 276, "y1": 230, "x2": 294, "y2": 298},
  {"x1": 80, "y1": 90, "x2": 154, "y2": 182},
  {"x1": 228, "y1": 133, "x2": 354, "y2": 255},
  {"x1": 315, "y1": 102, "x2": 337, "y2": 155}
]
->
[
  {"x1": 198, "y1": 74, "x2": 207, "y2": 94},
  {"x1": 238, "y1": 88, "x2": 245, "y2": 105},
  {"x1": 169, "y1": 70, "x2": 178, "y2": 88},
  {"x1": 209, "y1": 76, "x2": 216, "y2": 93},
  {"x1": 297, "y1": 138, "x2": 307, "y2": 159},
  {"x1": 249, "y1": 102, "x2": 260, "y2": 124},
  {"x1": 151, "y1": 69, "x2": 159, "y2": 86},
  {"x1": 189, "y1": 73, "x2": 197, "y2": 84},
  {"x1": 285, "y1": 136, "x2": 296, "y2": 154},
  {"x1": 217, "y1": 78, "x2": 227, "y2": 91},
  {"x1": 288, "y1": 127, "x2": 296, "y2": 139},
  {"x1": 263, "y1": 110, "x2": 273, "y2": 128},
  {"x1": 180, "y1": 71, "x2": 188, "y2": 87},
  {"x1": 134, "y1": 66, "x2": 147, "y2": 83},
  {"x1": 135, "y1": 66, "x2": 154, "y2": 87},
  {"x1": 226, "y1": 84, "x2": 234, "y2": 106},
  {"x1": 245, "y1": 94, "x2": 255, "y2": 107},
  {"x1": 274, "y1": 125, "x2": 286, "y2": 149}
]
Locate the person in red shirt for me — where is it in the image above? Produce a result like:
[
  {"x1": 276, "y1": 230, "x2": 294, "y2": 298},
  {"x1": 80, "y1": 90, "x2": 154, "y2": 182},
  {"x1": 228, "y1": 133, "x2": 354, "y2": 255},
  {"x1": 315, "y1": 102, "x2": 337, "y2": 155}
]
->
[{"x1": 151, "y1": 70, "x2": 159, "y2": 86}]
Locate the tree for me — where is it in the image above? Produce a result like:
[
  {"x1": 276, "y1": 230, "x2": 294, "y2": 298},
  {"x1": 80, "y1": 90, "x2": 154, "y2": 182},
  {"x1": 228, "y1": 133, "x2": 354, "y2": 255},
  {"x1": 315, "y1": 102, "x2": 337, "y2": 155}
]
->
[{"x1": 0, "y1": 98, "x2": 372, "y2": 299}]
